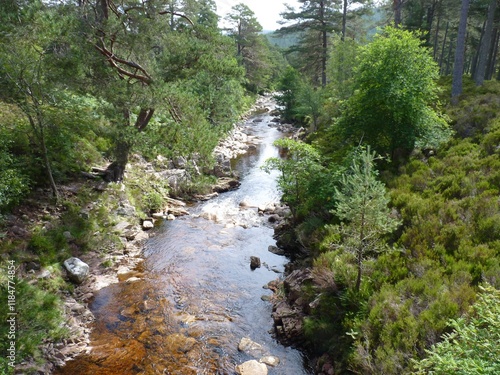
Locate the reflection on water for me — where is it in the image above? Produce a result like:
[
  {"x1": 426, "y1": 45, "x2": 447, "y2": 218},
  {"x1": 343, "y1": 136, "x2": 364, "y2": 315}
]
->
[{"x1": 56, "y1": 106, "x2": 312, "y2": 374}]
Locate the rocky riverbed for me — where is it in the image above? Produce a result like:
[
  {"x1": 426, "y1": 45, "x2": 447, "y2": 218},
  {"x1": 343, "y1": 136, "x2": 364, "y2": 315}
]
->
[{"x1": 12, "y1": 93, "x2": 305, "y2": 374}]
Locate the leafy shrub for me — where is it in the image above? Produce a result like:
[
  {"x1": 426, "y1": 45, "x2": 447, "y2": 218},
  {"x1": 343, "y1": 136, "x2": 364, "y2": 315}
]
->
[
  {"x1": 414, "y1": 284, "x2": 500, "y2": 375},
  {"x1": 0, "y1": 139, "x2": 30, "y2": 211},
  {"x1": 143, "y1": 190, "x2": 164, "y2": 213}
]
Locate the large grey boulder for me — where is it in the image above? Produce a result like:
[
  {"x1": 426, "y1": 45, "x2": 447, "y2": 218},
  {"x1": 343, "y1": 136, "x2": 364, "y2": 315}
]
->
[
  {"x1": 63, "y1": 257, "x2": 89, "y2": 284},
  {"x1": 156, "y1": 169, "x2": 188, "y2": 192}
]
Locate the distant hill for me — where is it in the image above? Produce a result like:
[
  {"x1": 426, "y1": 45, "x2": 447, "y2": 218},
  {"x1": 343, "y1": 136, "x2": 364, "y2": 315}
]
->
[{"x1": 264, "y1": 30, "x2": 301, "y2": 49}]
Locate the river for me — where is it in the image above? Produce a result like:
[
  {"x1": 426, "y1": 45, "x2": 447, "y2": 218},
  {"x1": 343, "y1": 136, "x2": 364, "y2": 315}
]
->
[{"x1": 56, "y1": 97, "x2": 312, "y2": 375}]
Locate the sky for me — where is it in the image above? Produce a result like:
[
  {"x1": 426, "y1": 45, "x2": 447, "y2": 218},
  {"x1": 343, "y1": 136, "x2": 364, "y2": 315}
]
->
[{"x1": 214, "y1": 0, "x2": 301, "y2": 31}]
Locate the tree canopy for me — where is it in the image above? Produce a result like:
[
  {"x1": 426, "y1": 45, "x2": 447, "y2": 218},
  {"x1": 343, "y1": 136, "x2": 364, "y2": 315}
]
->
[{"x1": 335, "y1": 26, "x2": 450, "y2": 157}]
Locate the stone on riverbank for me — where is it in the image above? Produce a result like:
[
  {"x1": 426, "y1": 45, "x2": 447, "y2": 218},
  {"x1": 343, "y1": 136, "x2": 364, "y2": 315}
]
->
[
  {"x1": 63, "y1": 257, "x2": 89, "y2": 284},
  {"x1": 142, "y1": 220, "x2": 154, "y2": 229}
]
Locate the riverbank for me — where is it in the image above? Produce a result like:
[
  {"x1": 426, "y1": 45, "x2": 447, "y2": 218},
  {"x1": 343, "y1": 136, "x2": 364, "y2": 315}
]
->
[{"x1": 6, "y1": 94, "x2": 296, "y2": 374}]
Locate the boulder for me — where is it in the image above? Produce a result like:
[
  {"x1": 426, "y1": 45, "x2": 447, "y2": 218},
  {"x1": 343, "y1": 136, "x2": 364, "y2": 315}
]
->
[
  {"x1": 114, "y1": 221, "x2": 132, "y2": 232},
  {"x1": 142, "y1": 220, "x2": 154, "y2": 230},
  {"x1": 116, "y1": 204, "x2": 136, "y2": 217},
  {"x1": 250, "y1": 256, "x2": 261, "y2": 270},
  {"x1": 259, "y1": 356, "x2": 280, "y2": 367},
  {"x1": 212, "y1": 178, "x2": 240, "y2": 193},
  {"x1": 284, "y1": 269, "x2": 313, "y2": 304},
  {"x1": 236, "y1": 360, "x2": 268, "y2": 375},
  {"x1": 239, "y1": 200, "x2": 252, "y2": 208},
  {"x1": 213, "y1": 156, "x2": 232, "y2": 177},
  {"x1": 165, "y1": 197, "x2": 186, "y2": 207},
  {"x1": 268, "y1": 246, "x2": 285, "y2": 256},
  {"x1": 63, "y1": 257, "x2": 89, "y2": 284},
  {"x1": 238, "y1": 337, "x2": 265, "y2": 358},
  {"x1": 267, "y1": 214, "x2": 280, "y2": 223},
  {"x1": 124, "y1": 227, "x2": 140, "y2": 241},
  {"x1": 157, "y1": 169, "x2": 189, "y2": 192},
  {"x1": 167, "y1": 207, "x2": 189, "y2": 216}
]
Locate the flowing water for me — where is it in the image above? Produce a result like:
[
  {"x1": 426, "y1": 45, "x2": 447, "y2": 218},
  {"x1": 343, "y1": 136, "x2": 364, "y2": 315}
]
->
[{"x1": 57, "y1": 99, "x2": 311, "y2": 375}]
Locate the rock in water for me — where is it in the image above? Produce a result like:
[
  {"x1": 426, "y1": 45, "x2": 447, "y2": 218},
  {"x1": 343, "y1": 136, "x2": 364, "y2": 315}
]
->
[
  {"x1": 142, "y1": 220, "x2": 154, "y2": 229},
  {"x1": 250, "y1": 256, "x2": 261, "y2": 270},
  {"x1": 63, "y1": 257, "x2": 89, "y2": 284},
  {"x1": 235, "y1": 360, "x2": 268, "y2": 375},
  {"x1": 268, "y1": 245, "x2": 285, "y2": 256},
  {"x1": 238, "y1": 337, "x2": 265, "y2": 358},
  {"x1": 259, "y1": 356, "x2": 280, "y2": 367}
]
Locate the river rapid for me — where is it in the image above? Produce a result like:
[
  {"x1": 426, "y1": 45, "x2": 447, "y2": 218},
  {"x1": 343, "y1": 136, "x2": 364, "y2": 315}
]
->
[{"x1": 56, "y1": 97, "x2": 312, "y2": 375}]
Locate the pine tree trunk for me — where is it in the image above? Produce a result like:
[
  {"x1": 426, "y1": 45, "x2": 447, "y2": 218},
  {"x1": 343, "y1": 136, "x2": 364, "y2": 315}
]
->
[
  {"x1": 445, "y1": 39, "x2": 453, "y2": 75},
  {"x1": 104, "y1": 107, "x2": 154, "y2": 182},
  {"x1": 439, "y1": 21, "x2": 449, "y2": 73},
  {"x1": 105, "y1": 139, "x2": 131, "y2": 182},
  {"x1": 26, "y1": 113, "x2": 59, "y2": 200},
  {"x1": 451, "y1": 0, "x2": 470, "y2": 104},
  {"x1": 486, "y1": 28, "x2": 499, "y2": 80},
  {"x1": 472, "y1": 21, "x2": 486, "y2": 79},
  {"x1": 393, "y1": 0, "x2": 403, "y2": 27},
  {"x1": 41, "y1": 134, "x2": 59, "y2": 201},
  {"x1": 320, "y1": 1, "x2": 327, "y2": 87},
  {"x1": 433, "y1": 10, "x2": 441, "y2": 60},
  {"x1": 426, "y1": 3, "x2": 435, "y2": 46},
  {"x1": 342, "y1": 0, "x2": 347, "y2": 41},
  {"x1": 474, "y1": 0, "x2": 497, "y2": 86}
]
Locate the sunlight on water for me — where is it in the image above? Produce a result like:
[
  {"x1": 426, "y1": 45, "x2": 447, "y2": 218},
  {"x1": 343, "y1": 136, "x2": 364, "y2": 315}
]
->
[{"x1": 56, "y1": 100, "x2": 312, "y2": 375}]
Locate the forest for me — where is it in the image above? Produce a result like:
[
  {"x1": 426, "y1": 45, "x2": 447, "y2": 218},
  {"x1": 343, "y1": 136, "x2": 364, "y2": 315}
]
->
[{"x1": 0, "y1": 0, "x2": 499, "y2": 374}]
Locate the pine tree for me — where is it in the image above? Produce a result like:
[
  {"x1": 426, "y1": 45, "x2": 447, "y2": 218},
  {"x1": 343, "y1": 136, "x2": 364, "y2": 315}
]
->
[
  {"x1": 333, "y1": 147, "x2": 400, "y2": 292},
  {"x1": 277, "y1": 0, "x2": 340, "y2": 86}
]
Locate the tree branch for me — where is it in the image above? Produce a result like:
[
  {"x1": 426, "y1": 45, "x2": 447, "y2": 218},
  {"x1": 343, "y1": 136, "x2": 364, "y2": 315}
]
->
[
  {"x1": 94, "y1": 37, "x2": 153, "y2": 84},
  {"x1": 135, "y1": 108, "x2": 155, "y2": 131},
  {"x1": 158, "y1": 10, "x2": 194, "y2": 26}
]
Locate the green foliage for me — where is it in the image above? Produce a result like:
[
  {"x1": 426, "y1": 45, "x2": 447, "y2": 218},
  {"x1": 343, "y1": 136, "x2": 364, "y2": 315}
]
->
[
  {"x1": 283, "y1": 73, "x2": 500, "y2": 374},
  {"x1": 335, "y1": 26, "x2": 451, "y2": 157},
  {"x1": 327, "y1": 36, "x2": 360, "y2": 101},
  {"x1": 263, "y1": 138, "x2": 339, "y2": 220},
  {"x1": 0, "y1": 274, "x2": 67, "y2": 372},
  {"x1": 443, "y1": 78, "x2": 500, "y2": 138},
  {"x1": 330, "y1": 146, "x2": 400, "y2": 292},
  {"x1": 27, "y1": 201, "x2": 96, "y2": 265},
  {"x1": 224, "y1": 4, "x2": 280, "y2": 93},
  {"x1": 414, "y1": 284, "x2": 500, "y2": 375},
  {"x1": 275, "y1": 66, "x2": 303, "y2": 123},
  {"x1": 143, "y1": 191, "x2": 164, "y2": 213},
  {"x1": 0, "y1": 139, "x2": 29, "y2": 210},
  {"x1": 295, "y1": 82, "x2": 324, "y2": 131}
]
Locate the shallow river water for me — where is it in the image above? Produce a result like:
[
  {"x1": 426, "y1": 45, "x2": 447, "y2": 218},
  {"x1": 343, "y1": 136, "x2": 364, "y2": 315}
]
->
[{"x1": 56, "y1": 101, "x2": 312, "y2": 374}]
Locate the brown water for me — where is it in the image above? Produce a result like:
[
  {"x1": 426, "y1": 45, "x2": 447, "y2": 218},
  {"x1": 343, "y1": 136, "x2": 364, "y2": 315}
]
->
[{"x1": 56, "y1": 100, "x2": 312, "y2": 375}]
